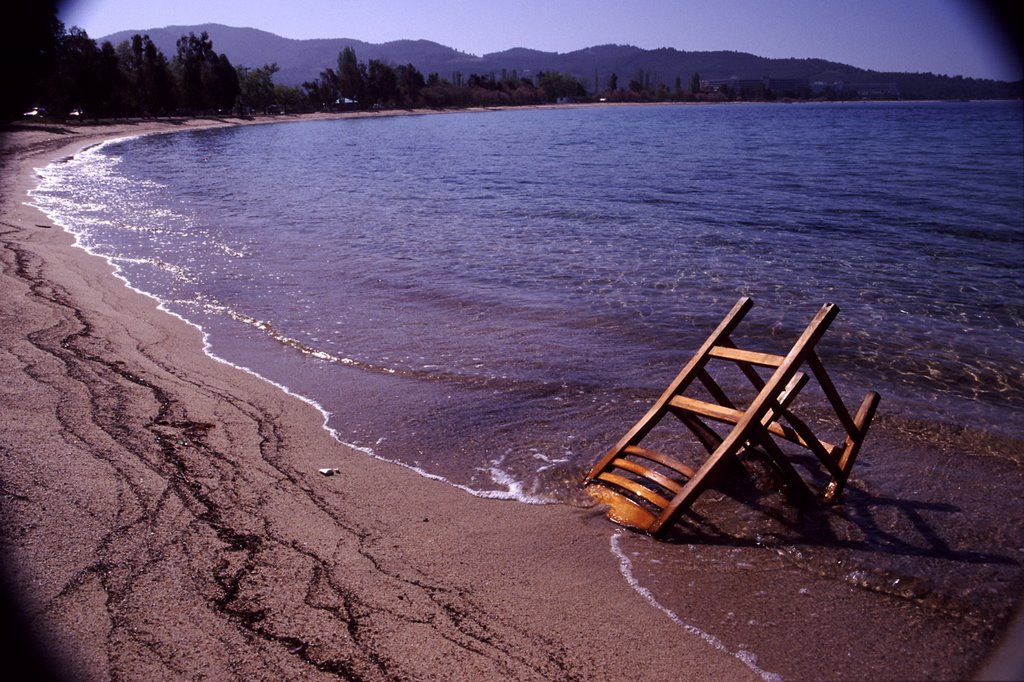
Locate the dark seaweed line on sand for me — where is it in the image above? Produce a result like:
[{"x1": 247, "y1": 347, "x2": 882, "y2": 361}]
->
[{"x1": 1, "y1": 216, "x2": 583, "y2": 680}]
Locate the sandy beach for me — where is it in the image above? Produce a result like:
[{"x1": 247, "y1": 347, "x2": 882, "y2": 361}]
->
[{"x1": 2, "y1": 113, "x2": 1020, "y2": 681}]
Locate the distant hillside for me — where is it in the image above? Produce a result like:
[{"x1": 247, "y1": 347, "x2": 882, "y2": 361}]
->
[
  {"x1": 101, "y1": 24, "x2": 482, "y2": 88},
  {"x1": 100, "y1": 23, "x2": 1020, "y2": 99}
]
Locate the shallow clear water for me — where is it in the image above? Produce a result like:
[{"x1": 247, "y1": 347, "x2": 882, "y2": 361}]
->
[
  {"x1": 33, "y1": 102, "x2": 1024, "y2": 492},
  {"x1": 31, "y1": 102, "x2": 1024, "y2": 631}
]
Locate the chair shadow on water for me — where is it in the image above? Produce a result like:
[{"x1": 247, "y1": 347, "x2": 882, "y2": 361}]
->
[
  {"x1": 582, "y1": 296, "x2": 1019, "y2": 591},
  {"x1": 655, "y1": 455, "x2": 1014, "y2": 570}
]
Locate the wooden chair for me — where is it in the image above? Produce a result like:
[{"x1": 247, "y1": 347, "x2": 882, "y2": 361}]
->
[{"x1": 583, "y1": 297, "x2": 879, "y2": 538}]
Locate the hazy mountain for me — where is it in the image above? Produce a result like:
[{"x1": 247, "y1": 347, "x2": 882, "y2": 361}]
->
[
  {"x1": 101, "y1": 24, "x2": 482, "y2": 87},
  {"x1": 99, "y1": 23, "x2": 1017, "y2": 95}
]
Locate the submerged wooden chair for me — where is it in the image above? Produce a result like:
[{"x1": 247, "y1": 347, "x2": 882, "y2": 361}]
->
[{"x1": 583, "y1": 297, "x2": 879, "y2": 538}]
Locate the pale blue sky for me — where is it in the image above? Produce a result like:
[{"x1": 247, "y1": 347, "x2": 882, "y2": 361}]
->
[{"x1": 59, "y1": 0, "x2": 1020, "y2": 81}]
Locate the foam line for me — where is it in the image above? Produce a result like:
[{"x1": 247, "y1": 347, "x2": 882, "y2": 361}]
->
[
  {"x1": 31, "y1": 149, "x2": 552, "y2": 506},
  {"x1": 609, "y1": 531, "x2": 783, "y2": 682}
]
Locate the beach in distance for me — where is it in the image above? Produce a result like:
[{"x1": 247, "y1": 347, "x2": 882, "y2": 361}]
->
[{"x1": 2, "y1": 103, "x2": 1023, "y2": 681}]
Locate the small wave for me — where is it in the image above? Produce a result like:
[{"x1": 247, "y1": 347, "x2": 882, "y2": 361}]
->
[
  {"x1": 196, "y1": 297, "x2": 598, "y2": 403},
  {"x1": 184, "y1": 346, "x2": 553, "y2": 505},
  {"x1": 28, "y1": 147, "x2": 552, "y2": 507},
  {"x1": 141, "y1": 293, "x2": 556, "y2": 505},
  {"x1": 609, "y1": 532, "x2": 783, "y2": 682},
  {"x1": 214, "y1": 306, "x2": 398, "y2": 376}
]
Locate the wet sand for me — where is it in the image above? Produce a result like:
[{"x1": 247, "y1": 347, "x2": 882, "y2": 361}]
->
[{"x1": 1, "y1": 113, "x2": 1020, "y2": 681}]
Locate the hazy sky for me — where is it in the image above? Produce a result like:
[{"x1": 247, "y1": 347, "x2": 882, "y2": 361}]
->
[{"x1": 58, "y1": 0, "x2": 1021, "y2": 81}]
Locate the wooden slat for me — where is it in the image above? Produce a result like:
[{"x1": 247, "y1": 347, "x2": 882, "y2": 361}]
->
[
  {"x1": 623, "y1": 444, "x2": 697, "y2": 479},
  {"x1": 776, "y1": 372, "x2": 808, "y2": 410},
  {"x1": 774, "y1": 411, "x2": 845, "y2": 477},
  {"x1": 611, "y1": 457, "x2": 684, "y2": 495},
  {"x1": 583, "y1": 297, "x2": 754, "y2": 484},
  {"x1": 595, "y1": 472, "x2": 671, "y2": 510},
  {"x1": 587, "y1": 298, "x2": 879, "y2": 539},
  {"x1": 670, "y1": 394, "x2": 841, "y2": 457},
  {"x1": 584, "y1": 484, "x2": 658, "y2": 531},
  {"x1": 708, "y1": 345, "x2": 786, "y2": 367},
  {"x1": 758, "y1": 372, "x2": 808, "y2": 439},
  {"x1": 651, "y1": 303, "x2": 841, "y2": 535},
  {"x1": 669, "y1": 395, "x2": 742, "y2": 425},
  {"x1": 806, "y1": 351, "x2": 858, "y2": 437},
  {"x1": 716, "y1": 341, "x2": 771, "y2": 391}
]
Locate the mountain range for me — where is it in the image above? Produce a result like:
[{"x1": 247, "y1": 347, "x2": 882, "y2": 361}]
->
[{"x1": 100, "y1": 23, "x2": 1019, "y2": 96}]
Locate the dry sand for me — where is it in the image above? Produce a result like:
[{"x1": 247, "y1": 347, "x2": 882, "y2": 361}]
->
[{"x1": 1, "y1": 113, "x2": 1019, "y2": 681}]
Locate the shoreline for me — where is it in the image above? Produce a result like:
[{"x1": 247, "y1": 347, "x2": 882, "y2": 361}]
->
[
  {"x1": 2, "y1": 113, "x2": 1020, "y2": 680},
  {"x1": 0, "y1": 114, "x2": 770, "y2": 680}
]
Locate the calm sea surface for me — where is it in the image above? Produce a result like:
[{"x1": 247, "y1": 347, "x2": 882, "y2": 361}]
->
[{"x1": 32, "y1": 102, "x2": 1024, "y2": 644}]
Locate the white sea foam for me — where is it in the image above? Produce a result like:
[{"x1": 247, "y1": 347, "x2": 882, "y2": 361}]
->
[
  {"x1": 190, "y1": 352, "x2": 554, "y2": 504},
  {"x1": 31, "y1": 146, "x2": 553, "y2": 507},
  {"x1": 609, "y1": 531, "x2": 783, "y2": 682}
]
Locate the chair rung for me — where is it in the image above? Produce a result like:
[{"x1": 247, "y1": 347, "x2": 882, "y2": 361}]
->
[
  {"x1": 595, "y1": 472, "x2": 671, "y2": 510},
  {"x1": 670, "y1": 396, "x2": 842, "y2": 456},
  {"x1": 669, "y1": 395, "x2": 742, "y2": 424},
  {"x1": 773, "y1": 418, "x2": 844, "y2": 460},
  {"x1": 612, "y1": 457, "x2": 684, "y2": 495},
  {"x1": 708, "y1": 346, "x2": 786, "y2": 367},
  {"x1": 623, "y1": 445, "x2": 697, "y2": 479}
]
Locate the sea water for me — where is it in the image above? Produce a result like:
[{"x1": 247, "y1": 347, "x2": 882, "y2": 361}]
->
[{"x1": 30, "y1": 102, "x2": 1024, "y2": 644}]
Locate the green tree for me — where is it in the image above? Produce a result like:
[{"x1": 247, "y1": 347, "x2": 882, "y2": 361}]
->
[
  {"x1": 365, "y1": 59, "x2": 398, "y2": 106},
  {"x1": 337, "y1": 46, "x2": 364, "y2": 102},
  {"x1": 536, "y1": 71, "x2": 585, "y2": 101},
  {"x1": 396, "y1": 63, "x2": 425, "y2": 106},
  {"x1": 272, "y1": 83, "x2": 307, "y2": 112},
  {"x1": 207, "y1": 53, "x2": 240, "y2": 111},
  {"x1": 93, "y1": 40, "x2": 126, "y2": 116},
  {"x1": 690, "y1": 72, "x2": 701, "y2": 94},
  {"x1": 43, "y1": 26, "x2": 129, "y2": 118},
  {"x1": 51, "y1": 27, "x2": 102, "y2": 115},
  {"x1": 237, "y1": 63, "x2": 280, "y2": 113},
  {"x1": 302, "y1": 68, "x2": 340, "y2": 107},
  {"x1": 139, "y1": 35, "x2": 176, "y2": 114},
  {"x1": 175, "y1": 32, "x2": 213, "y2": 110},
  {"x1": 173, "y1": 31, "x2": 238, "y2": 113}
]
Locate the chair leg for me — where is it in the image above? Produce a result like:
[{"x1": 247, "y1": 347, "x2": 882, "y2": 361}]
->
[
  {"x1": 648, "y1": 437, "x2": 745, "y2": 536},
  {"x1": 584, "y1": 297, "x2": 755, "y2": 485},
  {"x1": 823, "y1": 391, "x2": 880, "y2": 502},
  {"x1": 750, "y1": 431, "x2": 816, "y2": 507}
]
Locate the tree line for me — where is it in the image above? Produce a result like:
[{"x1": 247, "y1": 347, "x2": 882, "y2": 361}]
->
[
  {"x1": 9, "y1": 8, "x2": 1015, "y2": 122},
  {"x1": 8, "y1": 19, "x2": 305, "y2": 121},
  {"x1": 6, "y1": 16, "x2": 866, "y2": 123},
  {"x1": 6, "y1": 16, "x2": 595, "y2": 122},
  {"x1": 301, "y1": 48, "x2": 590, "y2": 110}
]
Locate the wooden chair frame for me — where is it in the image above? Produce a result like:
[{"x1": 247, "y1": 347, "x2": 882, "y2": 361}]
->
[{"x1": 583, "y1": 297, "x2": 880, "y2": 538}]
